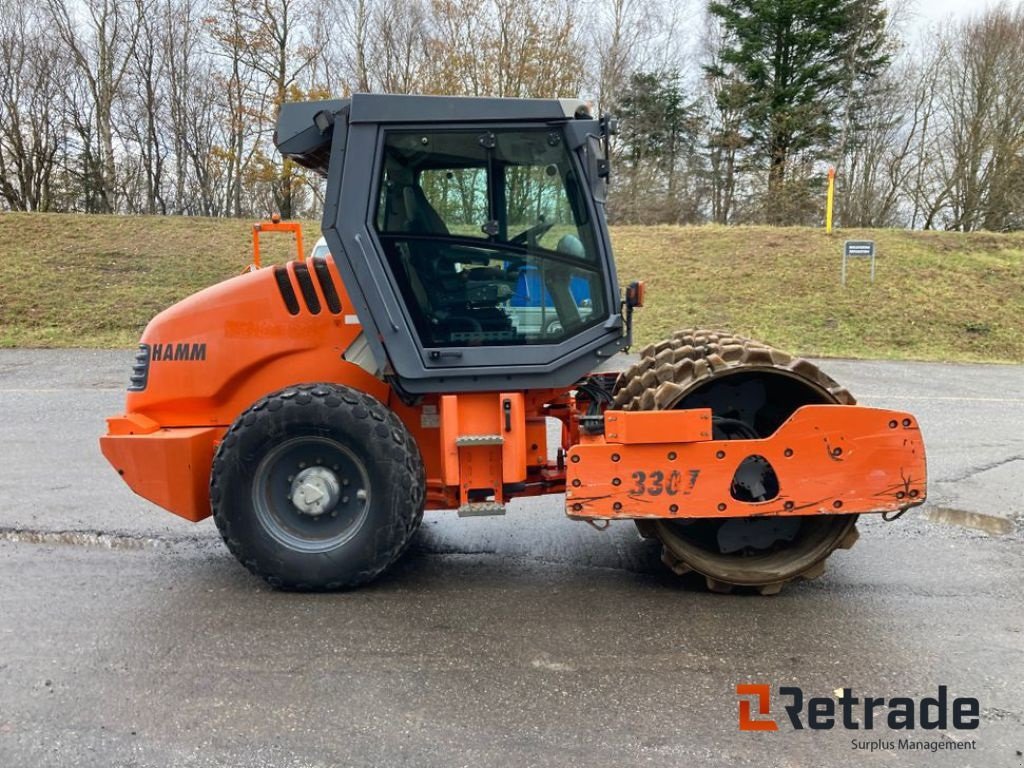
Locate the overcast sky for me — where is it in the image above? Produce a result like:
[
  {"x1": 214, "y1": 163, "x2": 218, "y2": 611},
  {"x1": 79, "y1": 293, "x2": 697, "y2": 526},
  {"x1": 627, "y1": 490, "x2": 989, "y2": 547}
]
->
[{"x1": 906, "y1": 0, "x2": 1009, "y2": 24}]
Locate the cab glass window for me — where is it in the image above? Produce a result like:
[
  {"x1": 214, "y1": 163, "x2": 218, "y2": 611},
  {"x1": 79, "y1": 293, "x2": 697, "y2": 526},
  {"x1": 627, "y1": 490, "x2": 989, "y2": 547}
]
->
[{"x1": 374, "y1": 128, "x2": 608, "y2": 348}]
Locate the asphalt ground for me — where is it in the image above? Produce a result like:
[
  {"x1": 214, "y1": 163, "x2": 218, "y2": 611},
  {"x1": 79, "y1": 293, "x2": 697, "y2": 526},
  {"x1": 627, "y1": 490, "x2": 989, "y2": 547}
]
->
[{"x1": 0, "y1": 350, "x2": 1022, "y2": 767}]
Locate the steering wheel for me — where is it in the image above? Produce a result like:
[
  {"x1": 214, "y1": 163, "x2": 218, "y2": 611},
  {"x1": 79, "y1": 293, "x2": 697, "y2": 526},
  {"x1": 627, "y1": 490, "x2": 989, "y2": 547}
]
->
[{"x1": 509, "y1": 221, "x2": 554, "y2": 248}]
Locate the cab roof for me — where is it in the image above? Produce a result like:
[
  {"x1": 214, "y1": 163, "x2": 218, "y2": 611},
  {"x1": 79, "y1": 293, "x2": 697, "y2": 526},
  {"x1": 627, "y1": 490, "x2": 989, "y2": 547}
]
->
[{"x1": 275, "y1": 93, "x2": 592, "y2": 177}]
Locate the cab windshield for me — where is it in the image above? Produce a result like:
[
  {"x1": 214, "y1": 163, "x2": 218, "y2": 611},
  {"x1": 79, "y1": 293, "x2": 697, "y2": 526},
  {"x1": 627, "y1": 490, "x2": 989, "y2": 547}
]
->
[{"x1": 373, "y1": 128, "x2": 608, "y2": 348}]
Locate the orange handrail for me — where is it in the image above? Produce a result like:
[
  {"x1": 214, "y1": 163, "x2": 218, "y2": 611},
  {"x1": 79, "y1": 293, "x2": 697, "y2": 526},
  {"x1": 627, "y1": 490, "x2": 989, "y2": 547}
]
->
[{"x1": 249, "y1": 213, "x2": 305, "y2": 271}]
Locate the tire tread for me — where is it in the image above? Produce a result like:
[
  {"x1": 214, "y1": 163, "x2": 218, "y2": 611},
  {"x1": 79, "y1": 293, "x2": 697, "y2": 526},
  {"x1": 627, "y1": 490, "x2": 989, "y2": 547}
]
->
[{"x1": 210, "y1": 383, "x2": 424, "y2": 591}]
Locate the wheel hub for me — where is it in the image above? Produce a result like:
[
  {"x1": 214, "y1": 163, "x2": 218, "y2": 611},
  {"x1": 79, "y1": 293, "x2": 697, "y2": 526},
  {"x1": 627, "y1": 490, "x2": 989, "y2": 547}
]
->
[{"x1": 289, "y1": 466, "x2": 341, "y2": 517}]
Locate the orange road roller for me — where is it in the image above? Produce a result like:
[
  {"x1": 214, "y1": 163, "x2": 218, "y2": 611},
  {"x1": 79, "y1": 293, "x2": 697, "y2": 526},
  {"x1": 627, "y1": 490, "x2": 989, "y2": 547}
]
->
[{"x1": 101, "y1": 94, "x2": 926, "y2": 593}]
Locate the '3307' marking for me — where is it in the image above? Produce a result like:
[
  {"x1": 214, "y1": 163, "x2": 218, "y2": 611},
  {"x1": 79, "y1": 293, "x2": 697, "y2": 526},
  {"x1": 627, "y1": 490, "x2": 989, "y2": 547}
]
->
[{"x1": 629, "y1": 469, "x2": 700, "y2": 496}]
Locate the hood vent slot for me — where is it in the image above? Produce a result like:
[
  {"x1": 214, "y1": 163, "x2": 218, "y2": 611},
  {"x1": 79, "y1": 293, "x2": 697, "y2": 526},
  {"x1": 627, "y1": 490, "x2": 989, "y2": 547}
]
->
[
  {"x1": 273, "y1": 265, "x2": 301, "y2": 315},
  {"x1": 311, "y1": 256, "x2": 342, "y2": 314},
  {"x1": 292, "y1": 262, "x2": 321, "y2": 314}
]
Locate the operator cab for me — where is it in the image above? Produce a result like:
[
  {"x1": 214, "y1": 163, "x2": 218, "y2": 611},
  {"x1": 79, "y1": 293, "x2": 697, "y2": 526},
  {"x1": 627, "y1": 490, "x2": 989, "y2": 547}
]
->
[{"x1": 275, "y1": 93, "x2": 627, "y2": 394}]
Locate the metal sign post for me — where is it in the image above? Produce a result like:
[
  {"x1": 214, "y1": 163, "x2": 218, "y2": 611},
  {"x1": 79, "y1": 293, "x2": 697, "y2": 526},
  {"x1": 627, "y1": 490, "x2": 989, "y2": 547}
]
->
[
  {"x1": 842, "y1": 240, "x2": 875, "y2": 286},
  {"x1": 825, "y1": 167, "x2": 836, "y2": 235}
]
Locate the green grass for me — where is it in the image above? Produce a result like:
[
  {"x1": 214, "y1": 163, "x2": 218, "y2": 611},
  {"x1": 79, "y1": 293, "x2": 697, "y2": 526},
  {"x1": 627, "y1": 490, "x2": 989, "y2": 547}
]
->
[
  {"x1": 1, "y1": 212, "x2": 1022, "y2": 362},
  {"x1": 613, "y1": 225, "x2": 1024, "y2": 363}
]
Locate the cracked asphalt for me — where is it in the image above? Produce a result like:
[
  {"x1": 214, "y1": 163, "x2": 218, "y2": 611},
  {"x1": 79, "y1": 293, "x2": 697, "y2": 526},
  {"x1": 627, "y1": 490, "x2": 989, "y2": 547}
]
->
[{"x1": 0, "y1": 350, "x2": 1022, "y2": 767}]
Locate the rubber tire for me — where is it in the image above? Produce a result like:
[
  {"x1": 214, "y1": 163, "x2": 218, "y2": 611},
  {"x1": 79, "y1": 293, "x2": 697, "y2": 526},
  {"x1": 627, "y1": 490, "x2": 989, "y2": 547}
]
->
[{"x1": 211, "y1": 383, "x2": 425, "y2": 590}]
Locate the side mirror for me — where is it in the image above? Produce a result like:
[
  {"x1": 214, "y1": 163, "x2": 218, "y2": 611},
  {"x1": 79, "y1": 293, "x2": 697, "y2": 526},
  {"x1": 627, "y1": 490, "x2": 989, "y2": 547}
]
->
[
  {"x1": 599, "y1": 114, "x2": 617, "y2": 181},
  {"x1": 586, "y1": 135, "x2": 608, "y2": 203}
]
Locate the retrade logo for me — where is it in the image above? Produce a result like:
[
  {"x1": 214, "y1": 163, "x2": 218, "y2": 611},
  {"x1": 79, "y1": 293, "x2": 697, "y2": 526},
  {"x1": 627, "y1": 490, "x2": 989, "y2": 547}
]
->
[
  {"x1": 737, "y1": 684, "x2": 778, "y2": 731},
  {"x1": 736, "y1": 684, "x2": 979, "y2": 732}
]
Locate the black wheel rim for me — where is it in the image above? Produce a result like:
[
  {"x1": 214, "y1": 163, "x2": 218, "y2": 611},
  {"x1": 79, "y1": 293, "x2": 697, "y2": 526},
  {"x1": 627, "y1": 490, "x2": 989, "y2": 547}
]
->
[{"x1": 252, "y1": 436, "x2": 371, "y2": 554}]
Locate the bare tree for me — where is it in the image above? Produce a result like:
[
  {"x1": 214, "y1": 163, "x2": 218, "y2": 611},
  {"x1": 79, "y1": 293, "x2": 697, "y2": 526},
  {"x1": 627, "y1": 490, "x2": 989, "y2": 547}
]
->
[
  {"x1": 0, "y1": 2, "x2": 71, "y2": 211},
  {"x1": 247, "y1": 0, "x2": 321, "y2": 217},
  {"x1": 206, "y1": 0, "x2": 322, "y2": 217},
  {"x1": 44, "y1": 0, "x2": 147, "y2": 212},
  {"x1": 700, "y1": 13, "x2": 746, "y2": 224},
  {"x1": 206, "y1": 0, "x2": 259, "y2": 216},
  {"x1": 426, "y1": 0, "x2": 583, "y2": 98},
  {"x1": 908, "y1": 5, "x2": 1024, "y2": 231},
  {"x1": 590, "y1": 0, "x2": 689, "y2": 113},
  {"x1": 162, "y1": 0, "x2": 209, "y2": 214},
  {"x1": 369, "y1": 0, "x2": 429, "y2": 93},
  {"x1": 838, "y1": 59, "x2": 931, "y2": 227},
  {"x1": 123, "y1": 3, "x2": 171, "y2": 214}
]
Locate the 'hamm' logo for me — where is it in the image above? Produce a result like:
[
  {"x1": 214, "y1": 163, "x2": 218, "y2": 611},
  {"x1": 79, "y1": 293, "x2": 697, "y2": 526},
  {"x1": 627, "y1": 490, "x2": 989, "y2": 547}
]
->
[{"x1": 151, "y1": 342, "x2": 206, "y2": 362}]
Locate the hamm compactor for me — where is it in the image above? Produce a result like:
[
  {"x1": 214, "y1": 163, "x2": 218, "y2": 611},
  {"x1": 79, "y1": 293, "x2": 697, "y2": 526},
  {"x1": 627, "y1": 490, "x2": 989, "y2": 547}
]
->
[{"x1": 101, "y1": 94, "x2": 927, "y2": 593}]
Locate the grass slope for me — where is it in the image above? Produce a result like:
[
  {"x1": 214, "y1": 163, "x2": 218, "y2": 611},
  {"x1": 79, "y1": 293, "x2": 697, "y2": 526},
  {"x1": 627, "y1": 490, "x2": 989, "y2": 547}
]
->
[
  {"x1": 1, "y1": 212, "x2": 1021, "y2": 362},
  {"x1": 614, "y1": 225, "x2": 1024, "y2": 362}
]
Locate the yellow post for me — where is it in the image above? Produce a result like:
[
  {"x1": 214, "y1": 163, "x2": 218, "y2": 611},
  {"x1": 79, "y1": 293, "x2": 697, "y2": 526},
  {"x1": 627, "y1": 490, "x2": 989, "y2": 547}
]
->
[{"x1": 825, "y1": 167, "x2": 836, "y2": 235}]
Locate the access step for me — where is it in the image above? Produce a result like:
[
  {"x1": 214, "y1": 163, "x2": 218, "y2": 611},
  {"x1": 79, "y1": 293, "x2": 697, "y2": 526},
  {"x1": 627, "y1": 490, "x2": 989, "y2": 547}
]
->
[
  {"x1": 454, "y1": 434, "x2": 504, "y2": 446},
  {"x1": 457, "y1": 502, "x2": 507, "y2": 517}
]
